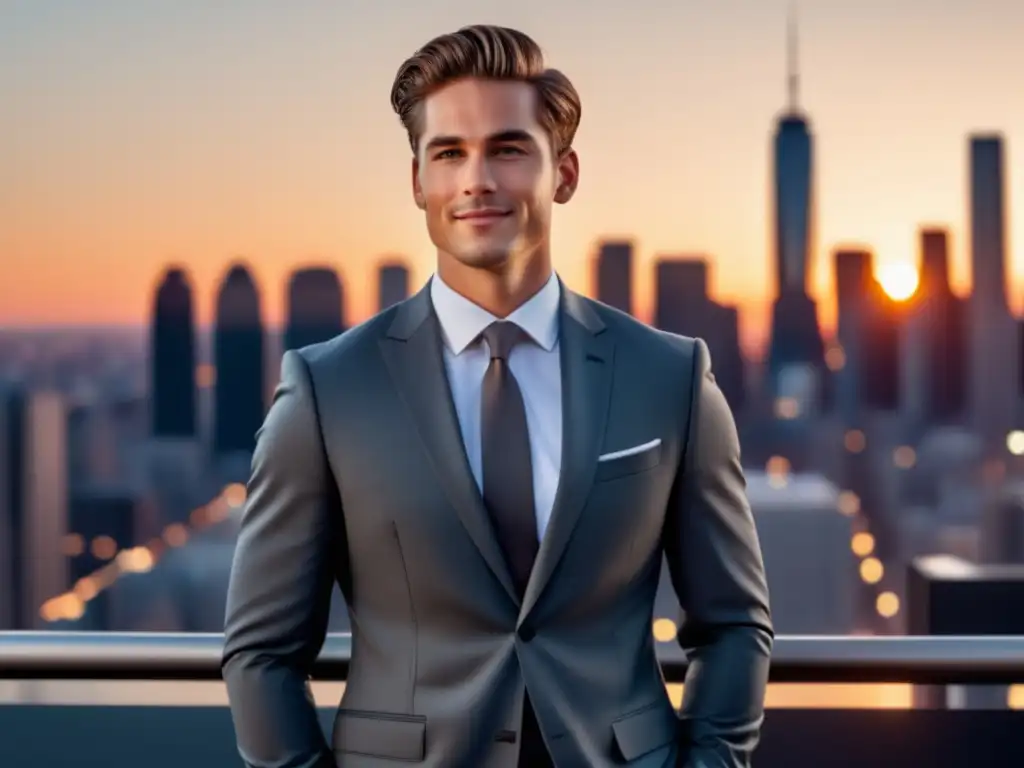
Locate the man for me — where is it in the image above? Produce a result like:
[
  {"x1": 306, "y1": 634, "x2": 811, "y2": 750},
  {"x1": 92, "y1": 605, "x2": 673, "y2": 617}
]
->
[{"x1": 223, "y1": 24, "x2": 772, "y2": 768}]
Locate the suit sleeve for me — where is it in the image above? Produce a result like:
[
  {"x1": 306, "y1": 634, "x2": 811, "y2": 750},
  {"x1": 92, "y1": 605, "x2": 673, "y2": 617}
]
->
[
  {"x1": 662, "y1": 338, "x2": 773, "y2": 768},
  {"x1": 222, "y1": 350, "x2": 350, "y2": 768}
]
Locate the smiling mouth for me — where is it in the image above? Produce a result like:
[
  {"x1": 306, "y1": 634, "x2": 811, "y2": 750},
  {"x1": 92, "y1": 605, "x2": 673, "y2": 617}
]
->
[{"x1": 453, "y1": 209, "x2": 512, "y2": 221}]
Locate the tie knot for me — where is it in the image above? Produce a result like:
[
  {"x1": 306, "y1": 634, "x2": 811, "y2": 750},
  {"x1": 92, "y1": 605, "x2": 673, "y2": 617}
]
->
[{"x1": 482, "y1": 321, "x2": 527, "y2": 360}]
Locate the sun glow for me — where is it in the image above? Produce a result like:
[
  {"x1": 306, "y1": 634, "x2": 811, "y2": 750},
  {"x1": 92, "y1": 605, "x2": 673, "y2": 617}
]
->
[{"x1": 877, "y1": 262, "x2": 919, "y2": 301}]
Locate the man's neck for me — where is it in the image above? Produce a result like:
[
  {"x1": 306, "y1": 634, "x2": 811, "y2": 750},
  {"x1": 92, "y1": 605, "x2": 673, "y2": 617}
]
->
[{"x1": 437, "y1": 254, "x2": 553, "y2": 318}]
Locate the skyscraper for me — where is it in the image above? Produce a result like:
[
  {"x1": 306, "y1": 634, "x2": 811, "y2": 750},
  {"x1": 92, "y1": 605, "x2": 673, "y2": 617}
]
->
[
  {"x1": 378, "y1": 263, "x2": 410, "y2": 312},
  {"x1": 773, "y1": 10, "x2": 812, "y2": 297},
  {"x1": 833, "y1": 248, "x2": 873, "y2": 422},
  {"x1": 150, "y1": 267, "x2": 197, "y2": 438},
  {"x1": 0, "y1": 387, "x2": 69, "y2": 629},
  {"x1": 594, "y1": 240, "x2": 633, "y2": 315},
  {"x1": 712, "y1": 304, "x2": 747, "y2": 414},
  {"x1": 832, "y1": 247, "x2": 900, "y2": 413},
  {"x1": 653, "y1": 258, "x2": 746, "y2": 413},
  {"x1": 913, "y1": 228, "x2": 966, "y2": 423},
  {"x1": 971, "y1": 137, "x2": 1009, "y2": 311},
  {"x1": 653, "y1": 257, "x2": 708, "y2": 332},
  {"x1": 765, "y1": 11, "x2": 826, "y2": 410},
  {"x1": 968, "y1": 134, "x2": 1016, "y2": 442},
  {"x1": 283, "y1": 267, "x2": 344, "y2": 352},
  {"x1": 920, "y1": 228, "x2": 953, "y2": 295},
  {"x1": 213, "y1": 263, "x2": 265, "y2": 456}
]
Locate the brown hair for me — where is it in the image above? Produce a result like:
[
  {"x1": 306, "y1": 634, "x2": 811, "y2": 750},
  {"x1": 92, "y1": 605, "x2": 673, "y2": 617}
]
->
[{"x1": 390, "y1": 25, "x2": 581, "y2": 157}]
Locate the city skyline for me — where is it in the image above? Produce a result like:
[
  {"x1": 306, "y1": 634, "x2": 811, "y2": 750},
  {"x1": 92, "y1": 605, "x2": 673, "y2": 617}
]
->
[{"x1": 2, "y1": 0, "x2": 1023, "y2": 353}]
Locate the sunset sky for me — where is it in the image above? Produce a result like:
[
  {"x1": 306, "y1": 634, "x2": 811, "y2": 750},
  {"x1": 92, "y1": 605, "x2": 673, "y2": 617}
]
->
[{"x1": 2, "y1": 0, "x2": 1022, "y2": 352}]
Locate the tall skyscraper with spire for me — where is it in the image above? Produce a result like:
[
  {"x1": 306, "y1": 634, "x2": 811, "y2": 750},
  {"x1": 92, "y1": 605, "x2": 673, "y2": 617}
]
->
[
  {"x1": 765, "y1": 7, "x2": 827, "y2": 416},
  {"x1": 773, "y1": 8, "x2": 813, "y2": 295}
]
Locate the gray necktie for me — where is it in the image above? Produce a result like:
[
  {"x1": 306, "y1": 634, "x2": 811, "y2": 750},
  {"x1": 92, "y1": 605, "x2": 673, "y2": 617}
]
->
[{"x1": 480, "y1": 320, "x2": 539, "y2": 597}]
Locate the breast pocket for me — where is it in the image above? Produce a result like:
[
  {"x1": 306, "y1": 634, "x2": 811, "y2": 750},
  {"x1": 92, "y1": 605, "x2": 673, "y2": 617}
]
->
[{"x1": 594, "y1": 439, "x2": 663, "y2": 483}]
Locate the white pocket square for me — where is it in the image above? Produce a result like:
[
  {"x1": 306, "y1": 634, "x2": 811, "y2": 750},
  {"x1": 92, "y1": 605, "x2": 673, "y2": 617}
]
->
[{"x1": 598, "y1": 438, "x2": 661, "y2": 462}]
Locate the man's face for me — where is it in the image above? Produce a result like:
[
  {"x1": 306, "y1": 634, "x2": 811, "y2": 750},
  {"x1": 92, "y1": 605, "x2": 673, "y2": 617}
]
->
[{"x1": 412, "y1": 78, "x2": 578, "y2": 271}]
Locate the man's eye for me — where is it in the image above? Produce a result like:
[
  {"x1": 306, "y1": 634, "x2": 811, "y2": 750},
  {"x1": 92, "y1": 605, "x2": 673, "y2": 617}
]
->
[
  {"x1": 494, "y1": 146, "x2": 525, "y2": 155},
  {"x1": 434, "y1": 149, "x2": 461, "y2": 160}
]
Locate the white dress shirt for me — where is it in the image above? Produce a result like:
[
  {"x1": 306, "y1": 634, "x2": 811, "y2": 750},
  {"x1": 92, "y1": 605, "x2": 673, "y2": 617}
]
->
[{"x1": 430, "y1": 272, "x2": 563, "y2": 540}]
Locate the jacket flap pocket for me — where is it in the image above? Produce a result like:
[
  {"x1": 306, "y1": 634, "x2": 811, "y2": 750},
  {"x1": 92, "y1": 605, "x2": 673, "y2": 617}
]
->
[
  {"x1": 611, "y1": 701, "x2": 678, "y2": 762},
  {"x1": 333, "y1": 708, "x2": 426, "y2": 761}
]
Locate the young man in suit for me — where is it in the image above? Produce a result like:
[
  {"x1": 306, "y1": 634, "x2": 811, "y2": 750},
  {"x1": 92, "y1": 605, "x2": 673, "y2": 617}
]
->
[{"x1": 223, "y1": 24, "x2": 773, "y2": 768}]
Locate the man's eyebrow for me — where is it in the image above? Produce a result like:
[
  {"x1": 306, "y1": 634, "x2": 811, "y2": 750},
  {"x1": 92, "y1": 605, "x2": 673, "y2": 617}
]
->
[
  {"x1": 423, "y1": 130, "x2": 537, "y2": 152},
  {"x1": 423, "y1": 135, "x2": 462, "y2": 152},
  {"x1": 488, "y1": 129, "x2": 535, "y2": 144}
]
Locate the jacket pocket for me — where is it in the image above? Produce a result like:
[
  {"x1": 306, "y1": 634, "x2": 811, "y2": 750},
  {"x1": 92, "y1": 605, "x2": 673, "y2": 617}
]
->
[
  {"x1": 595, "y1": 442, "x2": 663, "y2": 483},
  {"x1": 332, "y1": 708, "x2": 426, "y2": 762},
  {"x1": 611, "y1": 700, "x2": 678, "y2": 762}
]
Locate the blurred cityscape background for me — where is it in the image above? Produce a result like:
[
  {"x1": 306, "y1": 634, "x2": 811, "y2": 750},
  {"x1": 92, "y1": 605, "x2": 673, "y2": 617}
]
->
[{"x1": 3, "y1": 0, "x2": 1024, "y2": 714}]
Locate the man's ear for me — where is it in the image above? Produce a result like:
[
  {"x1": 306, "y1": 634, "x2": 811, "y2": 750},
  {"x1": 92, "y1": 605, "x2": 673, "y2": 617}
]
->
[
  {"x1": 412, "y1": 157, "x2": 426, "y2": 210},
  {"x1": 554, "y1": 148, "x2": 579, "y2": 204}
]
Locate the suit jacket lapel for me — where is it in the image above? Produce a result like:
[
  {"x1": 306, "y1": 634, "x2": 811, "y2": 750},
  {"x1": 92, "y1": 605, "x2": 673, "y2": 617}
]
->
[
  {"x1": 521, "y1": 286, "x2": 615, "y2": 618},
  {"x1": 379, "y1": 285, "x2": 519, "y2": 604}
]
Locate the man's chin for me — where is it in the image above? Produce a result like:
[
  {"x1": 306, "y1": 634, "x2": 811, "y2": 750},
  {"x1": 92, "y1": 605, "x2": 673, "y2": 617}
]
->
[{"x1": 451, "y1": 247, "x2": 515, "y2": 271}]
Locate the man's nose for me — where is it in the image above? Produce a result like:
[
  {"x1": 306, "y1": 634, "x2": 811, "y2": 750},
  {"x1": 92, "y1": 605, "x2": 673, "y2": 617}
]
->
[{"x1": 461, "y1": 152, "x2": 498, "y2": 195}]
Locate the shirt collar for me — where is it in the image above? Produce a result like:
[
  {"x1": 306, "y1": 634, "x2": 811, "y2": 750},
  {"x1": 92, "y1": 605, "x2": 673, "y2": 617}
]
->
[{"x1": 430, "y1": 271, "x2": 560, "y2": 355}]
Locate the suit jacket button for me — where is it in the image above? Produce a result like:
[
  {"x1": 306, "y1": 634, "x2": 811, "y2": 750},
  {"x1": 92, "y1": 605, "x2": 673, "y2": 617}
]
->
[{"x1": 518, "y1": 625, "x2": 535, "y2": 642}]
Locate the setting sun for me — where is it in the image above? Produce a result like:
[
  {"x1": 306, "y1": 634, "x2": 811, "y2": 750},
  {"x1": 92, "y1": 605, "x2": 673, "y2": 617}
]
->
[{"x1": 877, "y1": 262, "x2": 919, "y2": 301}]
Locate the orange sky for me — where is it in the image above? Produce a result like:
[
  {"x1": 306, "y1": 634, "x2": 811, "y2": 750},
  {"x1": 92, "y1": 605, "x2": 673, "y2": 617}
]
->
[{"x1": 2, "y1": 0, "x2": 1022, "y2": 354}]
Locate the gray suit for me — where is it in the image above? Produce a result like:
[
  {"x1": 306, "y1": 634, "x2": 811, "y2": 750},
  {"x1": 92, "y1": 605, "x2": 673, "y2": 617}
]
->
[{"x1": 222, "y1": 281, "x2": 773, "y2": 767}]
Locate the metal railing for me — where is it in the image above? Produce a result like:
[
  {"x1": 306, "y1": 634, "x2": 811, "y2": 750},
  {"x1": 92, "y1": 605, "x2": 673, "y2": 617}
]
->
[{"x1": 3, "y1": 632, "x2": 1024, "y2": 685}]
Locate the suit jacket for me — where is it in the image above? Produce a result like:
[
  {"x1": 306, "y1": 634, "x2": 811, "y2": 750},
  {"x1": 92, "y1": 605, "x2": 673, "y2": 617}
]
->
[{"x1": 222, "y1": 281, "x2": 773, "y2": 768}]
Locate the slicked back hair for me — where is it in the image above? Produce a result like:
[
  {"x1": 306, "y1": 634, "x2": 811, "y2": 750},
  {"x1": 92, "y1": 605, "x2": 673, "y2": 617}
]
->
[{"x1": 390, "y1": 25, "x2": 581, "y2": 158}]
